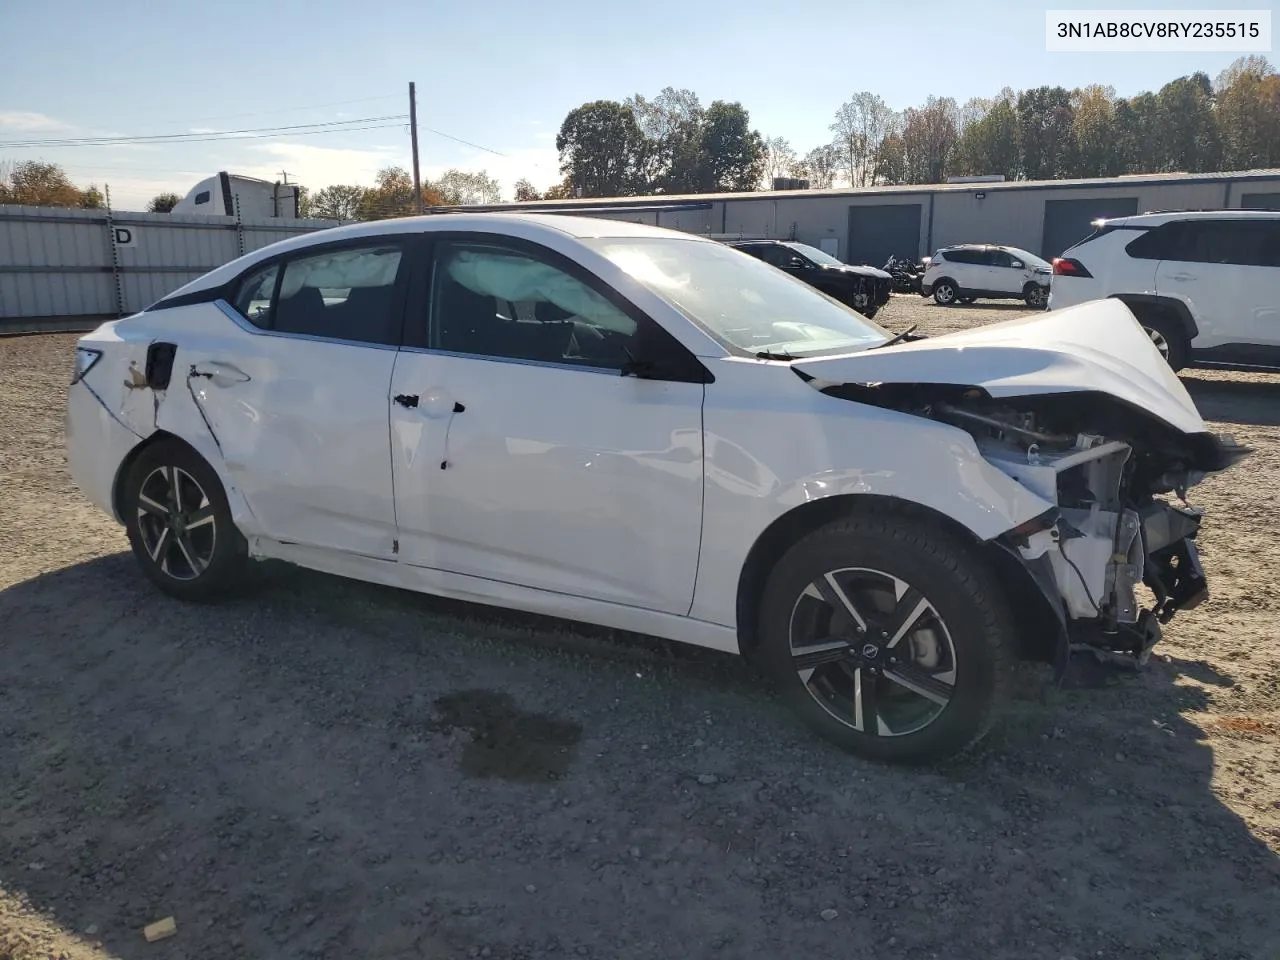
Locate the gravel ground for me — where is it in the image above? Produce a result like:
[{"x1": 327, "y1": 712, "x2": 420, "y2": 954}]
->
[{"x1": 1, "y1": 300, "x2": 1279, "y2": 960}]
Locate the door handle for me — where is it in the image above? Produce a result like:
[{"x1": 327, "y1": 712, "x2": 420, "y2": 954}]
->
[
  {"x1": 393, "y1": 394, "x2": 419, "y2": 408},
  {"x1": 190, "y1": 361, "x2": 250, "y2": 387},
  {"x1": 1169, "y1": 272, "x2": 1196, "y2": 281}
]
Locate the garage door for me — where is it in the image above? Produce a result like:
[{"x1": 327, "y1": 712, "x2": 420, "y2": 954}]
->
[
  {"x1": 1241, "y1": 192, "x2": 1280, "y2": 210},
  {"x1": 847, "y1": 204, "x2": 921, "y2": 267},
  {"x1": 1041, "y1": 196, "x2": 1139, "y2": 258}
]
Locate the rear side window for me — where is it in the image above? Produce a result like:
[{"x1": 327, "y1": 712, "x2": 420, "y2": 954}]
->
[
  {"x1": 232, "y1": 263, "x2": 279, "y2": 328},
  {"x1": 944, "y1": 248, "x2": 980, "y2": 265},
  {"x1": 1125, "y1": 224, "x2": 1180, "y2": 260},
  {"x1": 1177, "y1": 220, "x2": 1280, "y2": 267},
  {"x1": 274, "y1": 245, "x2": 404, "y2": 344}
]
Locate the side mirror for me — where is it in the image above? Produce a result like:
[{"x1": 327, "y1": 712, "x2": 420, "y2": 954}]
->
[
  {"x1": 1010, "y1": 260, "x2": 1024, "y2": 269},
  {"x1": 786, "y1": 257, "x2": 806, "y2": 269}
]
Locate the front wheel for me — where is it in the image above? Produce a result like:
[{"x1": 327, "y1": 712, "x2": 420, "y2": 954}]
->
[
  {"x1": 932, "y1": 281, "x2": 958, "y2": 306},
  {"x1": 1024, "y1": 284, "x2": 1048, "y2": 309},
  {"x1": 758, "y1": 514, "x2": 1012, "y2": 763},
  {"x1": 122, "y1": 439, "x2": 247, "y2": 601}
]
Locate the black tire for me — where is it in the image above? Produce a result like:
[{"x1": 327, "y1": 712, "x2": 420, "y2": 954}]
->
[
  {"x1": 1134, "y1": 312, "x2": 1188, "y2": 372},
  {"x1": 1023, "y1": 284, "x2": 1049, "y2": 309},
  {"x1": 757, "y1": 513, "x2": 1012, "y2": 764},
  {"x1": 122, "y1": 439, "x2": 247, "y2": 601},
  {"x1": 932, "y1": 280, "x2": 959, "y2": 306}
]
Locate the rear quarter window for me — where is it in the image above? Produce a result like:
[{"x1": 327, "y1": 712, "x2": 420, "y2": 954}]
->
[{"x1": 1125, "y1": 224, "x2": 1181, "y2": 260}]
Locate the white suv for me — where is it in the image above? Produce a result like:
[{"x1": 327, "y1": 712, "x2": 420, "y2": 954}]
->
[
  {"x1": 1048, "y1": 209, "x2": 1280, "y2": 372},
  {"x1": 920, "y1": 244, "x2": 1053, "y2": 308}
]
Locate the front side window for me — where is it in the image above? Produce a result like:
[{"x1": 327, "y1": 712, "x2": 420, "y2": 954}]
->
[
  {"x1": 787, "y1": 242, "x2": 842, "y2": 266},
  {"x1": 430, "y1": 242, "x2": 638, "y2": 369},
  {"x1": 590, "y1": 237, "x2": 887, "y2": 358},
  {"x1": 760, "y1": 244, "x2": 805, "y2": 268},
  {"x1": 272, "y1": 244, "x2": 404, "y2": 344}
]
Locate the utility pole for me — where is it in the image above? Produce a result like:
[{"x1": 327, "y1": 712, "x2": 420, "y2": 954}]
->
[{"x1": 409, "y1": 81, "x2": 423, "y2": 215}]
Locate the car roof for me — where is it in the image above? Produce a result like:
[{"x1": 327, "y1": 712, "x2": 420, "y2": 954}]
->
[
  {"x1": 1101, "y1": 208, "x2": 1280, "y2": 226},
  {"x1": 163, "y1": 213, "x2": 712, "y2": 299}
]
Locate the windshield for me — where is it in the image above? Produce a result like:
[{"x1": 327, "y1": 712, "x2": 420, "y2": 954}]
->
[
  {"x1": 786, "y1": 242, "x2": 843, "y2": 266},
  {"x1": 589, "y1": 238, "x2": 887, "y2": 357},
  {"x1": 1006, "y1": 247, "x2": 1051, "y2": 270}
]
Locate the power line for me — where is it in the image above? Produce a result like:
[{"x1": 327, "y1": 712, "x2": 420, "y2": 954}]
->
[
  {"x1": 142, "y1": 93, "x2": 403, "y2": 127},
  {"x1": 0, "y1": 114, "x2": 408, "y2": 148}
]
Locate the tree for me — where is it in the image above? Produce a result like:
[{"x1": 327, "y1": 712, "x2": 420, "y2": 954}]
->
[
  {"x1": 1072, "y1": 85, "x2": 1119, "y2": 178},
  {"x1": 556, "y1": 100, "x2": 646, "y2": 198},
  {"x1": 1156, "y1": 72, "x2": 1221, "y2": 172},
  {"x1": 830, "y1": 92, "x2": 895, "y2": 187},
  {"x1": 900, "y1": 97, "x2": 959, "y2": 183},
  {"x1": 698, "y1": 100, "x2": 764, "y2": 192},
  {"x1": 514, "y1": 178, "x2": 541, "y2": 201},
  {"x1": 0, "y1": 160, "x2": 96, "y2": 207},
  {"x1": 798, "y1": 144, "x2": 839, "y2": 189},
  {"x1": 1113, "y1": 93, "x2": 1160, "y2": 174},
  {"x1": 872, "y1": 132, "x2": 907, "y2": 185},
  {"x1": 761, "y1": 136, "x2": 798, "y2": 188},
  {"x1": 79, "y1": 184, "x2": 105, "y2": 209},
  {"x1": 951, "y1": 93, "x2": 1019, "y2": 179},
  {"x1": 147, "y1": 192, "x2": 182, "y2": 213},
  {"x1": 1017, "y1": 86, "x2": 1076, "y2": 180},
  {"x1": 354, "y1": 166, "x2": 443, "y2": 219},
  {"x1": 310, "y1": 184, "x2": 367, "y2": 220},
  {"x1": 1216, "y1": 56, "x2": 1280, "y2": 169},
  {"x1": 624, "y1": 87, "x2": 704, "y2": 193},
  {"x1": 433, "y1": 168, "x2": 501, "y2": 205}
]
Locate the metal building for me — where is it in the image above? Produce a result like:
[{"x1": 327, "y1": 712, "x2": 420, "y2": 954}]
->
[{"x1": 444, "y1": 169, "x2": 1280, "y2": 265}]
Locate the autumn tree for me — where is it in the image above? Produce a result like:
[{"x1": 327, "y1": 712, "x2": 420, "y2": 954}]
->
[
  {"x1": 830, "y1": 92, "x2": 895, "y2": 187},
  {"x1": 147, "y1": 192, "x2": 182, "y2": 213},
  {"x1": 1072, "y1": 85, "x2": 1119, "y2": 178},
  {"x1": 798, "y1": 144, "x2": 839, "y2": 189},
  {"x1": 872, "y1": 131, "x2": 907, "y2": 185},
  {"x1": 0, "y1": 160, "x2": 99, "y2": 207},
  {"x1": 556, "y1": 100, "x2": 646, "y2": 198},
  {"x1": 901, "y1": 97, "x2": 959, "y2": 183},
  {"x1": 310, "y1": 184, "x2": 367, "y2": 220},
  {"x1": 1216, "y1": 56, "x2": 1280, "y2": 168},
  {"x1": 514, "y1": 178, "x2": 541, "y2": 201},
  {"x1": 433, "y1": 169, "x2": 501, "y2": 205},
  {"x1": 950, "y1": 91, "x2": 1018, "y2": 178}
]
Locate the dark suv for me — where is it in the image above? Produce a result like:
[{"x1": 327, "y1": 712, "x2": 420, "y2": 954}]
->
[{"x1": 728, "y1": 240, "x2": 893, "y2": 319}]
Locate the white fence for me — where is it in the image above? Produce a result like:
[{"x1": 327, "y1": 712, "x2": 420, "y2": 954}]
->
[{"x1": 0, "y1": 205, "x2": 336, "y2": 329}]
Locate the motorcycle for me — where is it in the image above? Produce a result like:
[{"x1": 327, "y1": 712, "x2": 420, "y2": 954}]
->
[{"x1": 882, "y1": 255, "x2": 924, "y2": 294}]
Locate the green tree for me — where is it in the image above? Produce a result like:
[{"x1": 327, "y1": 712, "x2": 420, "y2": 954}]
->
[
  {"x1": 556, "y1": 100, "x2": 646, "y2": 198},
  {"x1": 798, "y1": 144, "x2": 839, "y2": 189},
  {"x1": 1216, "y1": 56, "x2": 1280, "y2": 168},
  {"x1": 513, "y1": 178, "x2": 541, "y2": 201},
  {"x1": 761, "y1": 135, "x2": 798, "y2": 188},
  {"x1": 147, "y1": 191, "x2": 182, "y2": 213},
  {"x1": 624, "y1": 87, "x2": 704, "y2": 192},
  {"x1": 1156, "y1": 72, "x2": 1221, "y2": 172},
  {"x1": 1072, "y1": 85, "x2": 1119, "y2": 178},
  {"x1": 698, "y1": 100, "x2": 764, "y2": 192},
  {"x1": 872, "y1": 131, "x2": 907, "y2": 185},
  {"x1": 901, "y1": 97, "x2": 959, "y2": 183},
  {"x1": 1017, "y1": 86, "x2": 1076, "y2": 180},
  {"x1": 951, "y1": 94, "x2": 1019, "y2": 178},
  {"x1": 310, "y1": 184, "x2": 367, "y2": 220},
  {"x1": 1113, "y1": 93, "x2": 1160, "y2": 173},
  {"x1": 433, "y1": 169, "x2": 502, "y2": 205},
  {"x1": 79, "y1": 183, "x2": 105, "y2": 209}
]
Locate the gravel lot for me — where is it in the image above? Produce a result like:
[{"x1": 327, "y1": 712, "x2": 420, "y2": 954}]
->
[{"x1": 2, "y1": 298, "x2": 1279, "y2": 960}]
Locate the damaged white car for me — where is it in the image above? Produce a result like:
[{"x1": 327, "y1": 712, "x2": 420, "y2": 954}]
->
[{"x1": 66, "y1": 215, "x2": 1245, "y2": 763}]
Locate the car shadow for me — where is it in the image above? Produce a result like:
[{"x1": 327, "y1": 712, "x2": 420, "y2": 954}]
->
[
  {"x1": 1, "y1": 556, "x2": 1278, "y2": 959},
  {"x1": 1182, "y1": 374, "x2": 1280, "y2": 427}
]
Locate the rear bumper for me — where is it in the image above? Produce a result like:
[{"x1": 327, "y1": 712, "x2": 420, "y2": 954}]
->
[{"x1": 66, "y1": 381, "x2": 141, "y2": 522}]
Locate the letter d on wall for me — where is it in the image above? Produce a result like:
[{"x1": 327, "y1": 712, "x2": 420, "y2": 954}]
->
[{"x1": 113, "y1": 226, "x2": 136, "y2": 247}]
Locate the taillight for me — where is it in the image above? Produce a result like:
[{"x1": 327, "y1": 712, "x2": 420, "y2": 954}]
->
[{"x1": 1052, "y1": 257, "x2": 1093, "y2": 278}]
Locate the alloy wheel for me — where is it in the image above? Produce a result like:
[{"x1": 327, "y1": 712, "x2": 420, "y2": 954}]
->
[
  {"x1": 788, "y1": 567, "x2": 956, "y2": 737},
  {"x1": 136, "y1": 465, "x2": 218, "y2": 581},
  {"x1": 1027, "y1": 286, "x2": 1048, "y2": 307},
  {"x1": 935, "y1": 284, "x2": 955, "y2": 304},
  {"x1": 1144, "y1": 325, "x2": 1171, "y2": 360}
]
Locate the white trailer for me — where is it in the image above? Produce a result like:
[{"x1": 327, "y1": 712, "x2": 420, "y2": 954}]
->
[{"x1": 170, "y1": 172, "x2": 300, "y2": 218}]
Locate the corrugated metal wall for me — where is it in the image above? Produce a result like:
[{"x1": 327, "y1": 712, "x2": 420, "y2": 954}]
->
[{"x1": 0, "y1": 206, "x2": 335, "y2": 326}]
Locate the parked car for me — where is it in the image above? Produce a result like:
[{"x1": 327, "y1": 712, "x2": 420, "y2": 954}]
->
[
  {"x1": 727, "y1": 240, "x2": 892, "y2": 319},
  {"x1": 66, "y1": 214, "x2": 1243, "y2": 763},
  {"x1": 921, "y1": 244, "x2": 1052, "y2": 307},
  {"x1": 1049, "y1": 209, "x2": 1280, "y2": 372}
]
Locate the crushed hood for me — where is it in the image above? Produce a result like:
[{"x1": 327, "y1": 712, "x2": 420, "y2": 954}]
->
[
  {"x1": 793, "y1": 298, "x2": 1207, "y2": 435},
  {"x1": 821, "y1": 263, "x2": 893, "y2": 280}
]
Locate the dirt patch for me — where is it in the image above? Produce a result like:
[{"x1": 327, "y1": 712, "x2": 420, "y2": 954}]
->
[{"x1": 1, "y1": 320, "x2": 1278, "y2": 960}]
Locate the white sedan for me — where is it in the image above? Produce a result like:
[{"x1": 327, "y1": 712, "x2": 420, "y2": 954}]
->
[{"x1": 66, "y1": 214, "x2": 1242, "y2": 763}]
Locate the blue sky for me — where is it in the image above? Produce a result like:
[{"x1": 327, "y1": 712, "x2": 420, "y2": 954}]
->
[{"x1": 0, "y1": 0, "x2": 1269, "y2": 208}]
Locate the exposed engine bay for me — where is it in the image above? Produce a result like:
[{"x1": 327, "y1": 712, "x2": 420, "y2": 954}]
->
[{"x1": 822, "y1": 380, "x2": 1250, "y2": 667}]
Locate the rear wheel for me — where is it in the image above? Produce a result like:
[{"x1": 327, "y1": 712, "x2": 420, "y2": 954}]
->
[
  {"x1": 932, "y1": 280, "x2": 959, "y2": 306},
  {"x1": 1133, "y1": 310, "x2": 1188, "y2": 371},
  {"x1": 757, "y1": 514, "x2": 1012, "y2": 763},
  {"x1": 122, "y1": 439, "x2": 247, "y2": 601}
]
